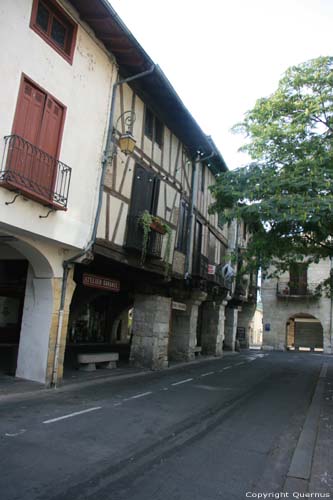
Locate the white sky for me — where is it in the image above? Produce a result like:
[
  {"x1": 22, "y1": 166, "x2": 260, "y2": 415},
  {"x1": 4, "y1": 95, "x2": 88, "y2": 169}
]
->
[{"x1": 109, "y1": 0, "x2": 333, "y2": 169}]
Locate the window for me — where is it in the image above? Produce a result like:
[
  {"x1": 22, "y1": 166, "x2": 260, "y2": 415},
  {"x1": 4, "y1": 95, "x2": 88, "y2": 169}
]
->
[
  {"x1": 5, "y1": 76, "x2": 67, "y2": 207},
  {"x1": 144, "y1": 107, "x2": 164, "y2": 148},
  {"x1": 208, "y1": 230, "x2": 216, "y2": 263},
  {"x1": 217, "y1": 212, "x2": 224, "y2": 230},
  {"x1": 30, "y1": 0, "x2": 77, "y2": 64},
  {"x1": 176, "y1": 200, "x2": 189, "y2": 253},
  {"x1": 126, "y1": 164, "x2": 161, "y2": 254},
  {"x1": 200, "y1": 166, "x2": 205, "y2": 193},
  {"x1": 289, "y1": 263, "x2": 308, "y2": 295}
]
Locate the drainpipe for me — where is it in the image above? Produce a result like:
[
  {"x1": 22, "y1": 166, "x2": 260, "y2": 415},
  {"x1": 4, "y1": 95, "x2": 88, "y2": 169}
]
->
[
  {"x1": 51, "y1": 65, "x2": 155, "y2": 387},
  {"x1": 185, "y1": 151, "x2": 214, "y2": 280}
]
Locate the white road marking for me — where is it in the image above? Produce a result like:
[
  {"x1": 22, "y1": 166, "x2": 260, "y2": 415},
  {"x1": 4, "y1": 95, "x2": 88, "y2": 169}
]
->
[
  {"x1": 171, "y1": 378, "x2": 193, "y2": 386},
  {"x1": 235, "y1": 362, "x2": 245, "y2": 366},
  {"x1": 124, "y1": 391, "x2": 152, "y2": 401},
  {"x1": 113, "y1": 402, "x2": 122, "y2": 407},
  {"x1": 223, "y1": 366, "x2": 232, "y2": 370},
  {"x1": 43, "y1": 406, "x2": 102, "y2": 424},
  {"x1": 200, "y1": 371, "x2": 215, "y2": 377},
  {"x1": 5, "y1": 429, "x2": 27, "y2": 437}
]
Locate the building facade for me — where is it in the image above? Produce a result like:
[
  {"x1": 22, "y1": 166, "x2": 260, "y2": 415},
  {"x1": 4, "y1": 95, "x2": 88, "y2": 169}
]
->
[
  {"x1": 262, "y1": 259, "x2": 332, "y2": 354},
  {"x1": 0, "y1": 0, "x2": 118, "y2": 384},
  {"x1": 0, "y1": 0, "x2": 255, "y2": 385}
]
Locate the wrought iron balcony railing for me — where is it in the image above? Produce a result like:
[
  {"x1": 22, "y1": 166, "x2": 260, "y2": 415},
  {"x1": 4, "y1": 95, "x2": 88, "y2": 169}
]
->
[
  {"x1": 276, "y1": 280, "x2": 320, "y2": 298},
  {"x1": 207, "y1": 263, "x2": 233, "y2": 290},
  {"x1": 0, "y1": 135, "x2": 71, "y2": 209},
  {"x1": 125, "y1": 215, "x2": 163, "y2": 258}
]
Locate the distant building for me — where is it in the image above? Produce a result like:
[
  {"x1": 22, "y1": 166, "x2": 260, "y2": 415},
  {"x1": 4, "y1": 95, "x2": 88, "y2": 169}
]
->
[{"x1": 261, "y1": 259, "x2": 332, "y2": 353}]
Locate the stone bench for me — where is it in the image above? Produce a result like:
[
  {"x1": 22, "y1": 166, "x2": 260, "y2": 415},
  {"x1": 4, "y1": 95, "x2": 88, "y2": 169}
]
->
[{"x1": 77, "y1": 352, "x2": 119, "y2": 371}]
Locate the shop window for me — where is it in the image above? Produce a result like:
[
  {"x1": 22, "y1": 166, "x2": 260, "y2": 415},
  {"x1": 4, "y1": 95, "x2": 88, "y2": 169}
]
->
[{"x1": 30, "y1": 0, "x2": 77, "y2": 64}]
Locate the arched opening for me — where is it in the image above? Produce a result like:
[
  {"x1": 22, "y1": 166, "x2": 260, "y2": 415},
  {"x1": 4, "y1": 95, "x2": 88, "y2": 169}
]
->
[
  {"x1": 65, "y1": 279, "x2": 134, "y2": 369},
  {"x1": 286, "y1": 313, "x2": 323, "y2": 352},
  {"x1": 0, "y1": 235, "x2": 54, "y2": 381}
]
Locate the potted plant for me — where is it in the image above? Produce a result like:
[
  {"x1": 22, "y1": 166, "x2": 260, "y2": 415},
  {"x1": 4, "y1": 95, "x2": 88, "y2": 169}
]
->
[{"x1": 138, "y1": 210, "x2": 172, "y2": 276}]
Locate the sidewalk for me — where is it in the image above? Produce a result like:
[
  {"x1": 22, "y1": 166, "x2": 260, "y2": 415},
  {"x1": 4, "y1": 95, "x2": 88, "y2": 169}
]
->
[
  {"x1": 0, "y1": 351, "x2": 240, "y2": 402},
  {"x1": 284, "y1": 360, "x2": 333, "y2": 496},
  {"x1": 309, "y1": 362, "x2": 333, "y2": 494}
]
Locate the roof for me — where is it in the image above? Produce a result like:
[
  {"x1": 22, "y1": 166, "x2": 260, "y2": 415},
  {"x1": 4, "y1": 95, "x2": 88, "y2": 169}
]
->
[{"x1": 69, "y1": 0, "x2": 227, "y2": 173}]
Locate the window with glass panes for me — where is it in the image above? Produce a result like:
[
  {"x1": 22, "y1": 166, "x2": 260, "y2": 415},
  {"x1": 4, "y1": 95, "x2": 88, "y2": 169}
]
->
[{"x1": 30, "y1": 0, "x2": 77, "y2": 63}]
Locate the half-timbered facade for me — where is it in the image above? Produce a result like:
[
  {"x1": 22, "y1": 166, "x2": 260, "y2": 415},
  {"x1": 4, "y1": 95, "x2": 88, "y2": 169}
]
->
[{"x1": 1, "y1": 0, "x2": 239, "y2": 383}]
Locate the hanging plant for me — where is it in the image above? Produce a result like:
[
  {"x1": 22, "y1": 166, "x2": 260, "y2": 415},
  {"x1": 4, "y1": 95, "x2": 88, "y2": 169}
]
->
[
  {"x1": 138, "y1": 210, "x2": 172, "y2": 276},
  {"x1": 139, "y1": 210, "x2": 153, "y2": 265}
]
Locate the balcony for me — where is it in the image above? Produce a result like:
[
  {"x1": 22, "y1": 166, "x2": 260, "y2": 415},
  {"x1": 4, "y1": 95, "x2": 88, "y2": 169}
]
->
[
  {"x1": 207, "y1": 263, "x2": 233, "y2": 290},
  {"x1": 276, "y1": 280, "x2": 320, "y2": 299},
  {"x1": 125, "y1": 215, "x2": 163, "y2": 259},
  {"x1": 0, "y1": 135, "x2": 71, "y2": 209}
]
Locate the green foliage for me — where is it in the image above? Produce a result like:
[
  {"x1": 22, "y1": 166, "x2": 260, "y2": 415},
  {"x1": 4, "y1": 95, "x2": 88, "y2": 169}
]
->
[
  {"x1": 211, "y1": 56, "x2": 333, "y2": 272},
  {"x1": 138, "y1": 210, "x2": 172, "y2": 276}
]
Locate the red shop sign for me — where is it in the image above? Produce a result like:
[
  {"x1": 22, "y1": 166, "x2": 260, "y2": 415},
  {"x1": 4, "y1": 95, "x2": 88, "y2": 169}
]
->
[{"x1": 82, "y1": 273, "x2": 120, "y2": 292}]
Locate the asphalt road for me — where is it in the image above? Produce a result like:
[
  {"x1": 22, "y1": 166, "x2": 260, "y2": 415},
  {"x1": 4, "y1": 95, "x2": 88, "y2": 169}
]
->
[{"x1": 0, "y1": 351, "x2": 328, "y2": 500}]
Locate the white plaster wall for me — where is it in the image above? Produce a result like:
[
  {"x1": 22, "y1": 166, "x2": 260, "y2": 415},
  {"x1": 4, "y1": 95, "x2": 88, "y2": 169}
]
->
[
  {"x1": 0, "y1": 0, "x2": 116, "y2": 250},
  {"x1": 262, "y1": 259, "x2": 332, "y2": 353}
]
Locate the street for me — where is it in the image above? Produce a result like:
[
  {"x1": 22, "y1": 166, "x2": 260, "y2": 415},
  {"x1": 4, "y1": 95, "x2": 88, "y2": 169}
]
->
[{"x1": 0, "y1": 351, "x2": 331, "y2": 500}]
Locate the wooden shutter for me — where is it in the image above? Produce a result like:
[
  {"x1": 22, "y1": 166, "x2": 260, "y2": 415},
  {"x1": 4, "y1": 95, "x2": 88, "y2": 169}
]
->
[
  {"x1": 192, "y1": 220, "x2": 202, "y2": 274},
  {"x1": 10, "y1": 78, "x2": 64, "y2": 201},
  {"x1": 13, "y1": 80, "x2": 46, "y2": 143},
  {"x1": 38, "y1": 97, "x2": 64, "y2": 158},
  {"x1": 290, "y1": 263, "x2": 308, "y2": 294}
]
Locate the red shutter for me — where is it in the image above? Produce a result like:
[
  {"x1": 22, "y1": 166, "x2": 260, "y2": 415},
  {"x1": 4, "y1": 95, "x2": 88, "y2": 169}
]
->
[
  {"x1": 9, "y1": 78, "x2": 65, "y2": 201},
  {"x1": 38, "y1": 98, "x2": 63, "y2": 158},
  {"x1": 13, "y1": 81, "x2": 45, "y2": 143}
]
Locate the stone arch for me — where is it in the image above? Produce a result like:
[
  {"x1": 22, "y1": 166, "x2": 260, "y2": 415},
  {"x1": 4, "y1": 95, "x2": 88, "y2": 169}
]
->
[
  {"x1": 0, "y1": 235, "x2": 55, "y2": 382},
  {"x1": 286, "y1": 313, "x2": 323, "y2": 352}
]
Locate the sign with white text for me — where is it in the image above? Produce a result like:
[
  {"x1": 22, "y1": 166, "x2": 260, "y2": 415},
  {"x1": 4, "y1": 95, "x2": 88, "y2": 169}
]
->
[{"x1": 82, "y1": 273, "x2": 120, "y2": 292}]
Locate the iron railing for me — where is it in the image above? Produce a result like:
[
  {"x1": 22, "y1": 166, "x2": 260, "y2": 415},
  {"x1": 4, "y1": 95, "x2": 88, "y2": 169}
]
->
[
  {"x1": 125, "y1": 215, "x2": 163, "y2": 258},
  {"x1": 207, "y1": 263, "x2": 233, "y2": 290},
  {"x1": 276, "y1": 280, "x2": 320, "y2": 298},
  {"x1": 0, "y1": 135, "x2": 71, "y2": 209}
]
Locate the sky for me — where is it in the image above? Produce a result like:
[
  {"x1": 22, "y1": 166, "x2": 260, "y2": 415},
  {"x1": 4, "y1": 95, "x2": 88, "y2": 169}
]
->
[{"x1": 109, "y1": 0, "x2": 333, "y2": 170}]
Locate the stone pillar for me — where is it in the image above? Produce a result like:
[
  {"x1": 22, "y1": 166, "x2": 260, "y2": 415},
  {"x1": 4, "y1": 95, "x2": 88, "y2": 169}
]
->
[
  {"x1": 16, "y1": 267, "x2": 76, "y2": 385},
  {"x1": 224, "y1": 306, "x2": 239, "y2": 351},
  {"x1": 45, "y1": 268, "x2": 76, "y2": 386},
  {"x1": 169, "y1": 291, "x2": 207, "y2": 362},
  {"x1": 201, "y1": 300, "x2": 227, "y2": 356},
  {"x1": 130, "y1": 294, "x2": 171, "y2": 370},
  {"x1": 237, "y1": 303, "x2": 257, "y2": 348}
]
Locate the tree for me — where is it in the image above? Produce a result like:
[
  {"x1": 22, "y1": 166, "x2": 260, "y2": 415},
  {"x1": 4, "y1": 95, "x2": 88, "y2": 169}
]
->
[{"x1": 210, "y1": 56, "x2": 333, "y2": 274}]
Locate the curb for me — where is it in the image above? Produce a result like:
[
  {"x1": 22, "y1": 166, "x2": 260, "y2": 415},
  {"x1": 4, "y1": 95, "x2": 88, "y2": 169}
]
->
[
  {"x1": 285, "y1": 362, "x2": 327, "y2": 488},
  {"x1": 0, "y1": 352, "x2": 241, "y2": 403}
]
